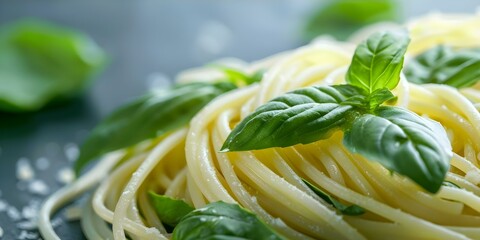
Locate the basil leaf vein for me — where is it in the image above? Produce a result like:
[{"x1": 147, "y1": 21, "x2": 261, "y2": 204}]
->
[
  {"x1": 172, "y1": 201, "x2": 284, "y2": 240},
  {"x1": 75, "y1": 81, "x2": 236, "y2": 174},
  {"x1": 343, "y1": 106, "x2": 452, "y2": 193},
  {"x1": 346, "y1": 30, "x2": 410, "y2": 93}
]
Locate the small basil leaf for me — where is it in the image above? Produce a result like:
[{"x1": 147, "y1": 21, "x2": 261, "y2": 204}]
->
[
  {"x1": 75, "y1": 81, "x2": 236, "y2": 174},
  {"x1": 302, "y1": 179, "x2": 365, "y2": 216},
  {"x1": 442, "y1": 181, "x2": 461, "y2": 189},
  {"x1": 303, "y1": 0, "x2": 399, "y2": 41},
  {"x1": 221, "y1": 86, "x2": 356, "y2": 152},
  {"x1": 172, "y1": 201, "x2": 284, "y2": 240},
  {"x1": 367, "y1": 88, "x2": 396, "y2": 110},
  {"x1": 148, "y1": 192, "x2": 194, "y2": 227},
  {"x1": 216, "y1": 66, "x2": 264, "y2": 86},
  {"x1": 405, "y1": 45, "x2": 480, "y2": 88},
  {"x1": 346, "y1": 30, "x2": 410, "y2": 94},
  {"x1": 343, "y1": 106, "x2": 452, "y2": 193},
  {"x1": 0, "y1": 20, "x2": 106, "y2": 112}
]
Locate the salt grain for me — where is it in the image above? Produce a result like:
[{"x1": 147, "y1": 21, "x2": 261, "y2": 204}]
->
[
  {"x1": 16, "y1": 220, "x2": 37, "y2": 230},
  {"x1": 64, "y1": 143, "x2": 79, "y2": 162},
  {"x1": 7, "y1": 206, "x2": 21, "y2": 221},
  {"x1": 0, "y1": 200, "x2": 7, "y2": 212},
  {"x1": 35, "y1": 157, "x2": 50, "y2": 171},
  {"x1": 0, "y1": 225, "x2": 3, "y2": 238},
  {"x1": 16, "y1": 158, "x2": 34, "y2": 181},
  {"x1": 56, "y1": 168, "x2": 74, "y2": 185},
  {"x1": 17, "y1": 230, "x2": 38, "y2": 240},
  {"x1": 22, "y1": 203, "x2": 39, "y2": 220},
  {"x1": 51, "y1": 217, "x2": 63, "y2": 228},
  {"x1": 28, "y1": 180, "x2": 49, "y2": 195}
]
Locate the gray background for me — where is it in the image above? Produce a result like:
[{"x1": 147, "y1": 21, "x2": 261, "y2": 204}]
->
[{"x1": 0, "y1": 0, "x2": 478, "y2": 239}]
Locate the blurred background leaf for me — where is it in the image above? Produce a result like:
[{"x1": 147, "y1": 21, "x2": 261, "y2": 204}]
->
[
  {"x1": 0, "y1": 20, "x2": 106, "y2": 112},
  {"x1": 303, "y1": 0, "x2": 400, "y2": 41}
]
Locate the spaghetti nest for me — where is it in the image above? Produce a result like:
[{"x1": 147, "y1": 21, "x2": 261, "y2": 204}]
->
[{"x1": 40, "y1": 13, "x2": 480, "y2": 240}]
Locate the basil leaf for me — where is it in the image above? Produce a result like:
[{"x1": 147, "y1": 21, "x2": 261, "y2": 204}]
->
[
  {"x1": 148, "y1": 192, "x2": 194, "y2": 227},
  {"x1": 172, "y1": 201, "x2": 284, "y2": 240},
  {"x1": 346, "y1": 30, "x2": 410, "y2": 94},
  {"x1": 222, "y1": 68, "x2": 264, "y2": 86},
  {"x1": 0, "y1": 20, "x2": 105, "y2": 112},
  {"x1": 302, "y1": 179, "x2": 365, "y2": 216},
  {"x1": 221, "y1": 86, "x2": 356, "y2": 152},
  {"x1": 343, "y1": 106, "x2": 452, "y2": 193},
  {"x1": 405, "y1": 45, "x2": 480, "y2": 88},
  {"x1": 303, "y1": 0, "x2": 399, "y2": 41},
  {"x1": 75, "y1": 81, "x2": 236, "y2": 174}
]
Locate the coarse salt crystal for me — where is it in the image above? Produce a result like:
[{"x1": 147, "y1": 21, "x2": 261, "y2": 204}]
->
[
  {"x1": 0, "y1": 200, "x2": 8, "y2": 212},
  {"x1": 35, "y1": 157, "x2": 50, "y2": 171},
  {"x1": 22, "y1": 204, "x2": 38, "y2": 220},
  {"x1": 28, "y1": 180, "x2": 49, "y2": 195},
  {"x1": 16, "y1": 220, "x2": 37, "y2": 230},
  {"x1": 17, "y1": 230, "x2": 38, "y2": 240},
  {"x1": 56, "y1": 168, "x2": 74, "y2": 185},
  {"x1": 7, "y1": 206, "x2": 21, "y2": 221},
  {"x1": 64, "y1": 143, "x2": 79, "y2": 162},
  {"x1": 16, "y1": 158, "x2": 34, "y2": 181}
]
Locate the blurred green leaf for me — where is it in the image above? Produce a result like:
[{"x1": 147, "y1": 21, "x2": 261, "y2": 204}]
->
[
  {"x1": 0, "y1": 20, "x2": 106, "y2": 112},
  {"x1": 303, "y1": 0, "x2": 399, "y2": 41}
]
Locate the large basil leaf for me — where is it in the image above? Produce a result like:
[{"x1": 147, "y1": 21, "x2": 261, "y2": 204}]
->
[
  {"x1": 405, "y1": 45, "x2": 480, "y2": 88},
  {"x1": 0, "y1": 20, "x2": 105, "y2": 112},
  {"x1": 303, "y1": 0, "x2": 399, "y2": 41},
  {"x1": 343, "y1": 106, "x2": 452, "y2": 193},
  {"x1": 302, "y1": 179, "x2": 365, "y2": 216},
  {"x1": 148, "y1": 192, "x2": 194, "y2": 227},
  {"x1": 172, "y1": 201, "x2": 284, "y2": 240},
  {"x1": 221, "y1": 86, "x2": 356, "y2": 152},
  {"x1": 75, "y1": 81, "x2": 236, "y2": 174},
  {"x1": 346, "y1": 30, "x2": 410, "y2": 94}
]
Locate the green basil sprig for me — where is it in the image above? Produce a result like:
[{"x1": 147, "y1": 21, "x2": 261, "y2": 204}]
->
[
  {"x1": 405, "y1": 45, "x2": 480, "y2": 88},
  {"x1": 302, "y1": 179, "x2": 365, "y2": 215},
  {"x1": 222, "y1": 31, "x2": 452, "y2": 193},
  {"x1": 148, "y1": 192, "x2": 194, "y2": 228},
  {"x1": 75, "y1": 81, "x2": 236, "y2": 174},
  {"x1": 172, "y1": 201, "x2": 284, "y2": 240}
]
